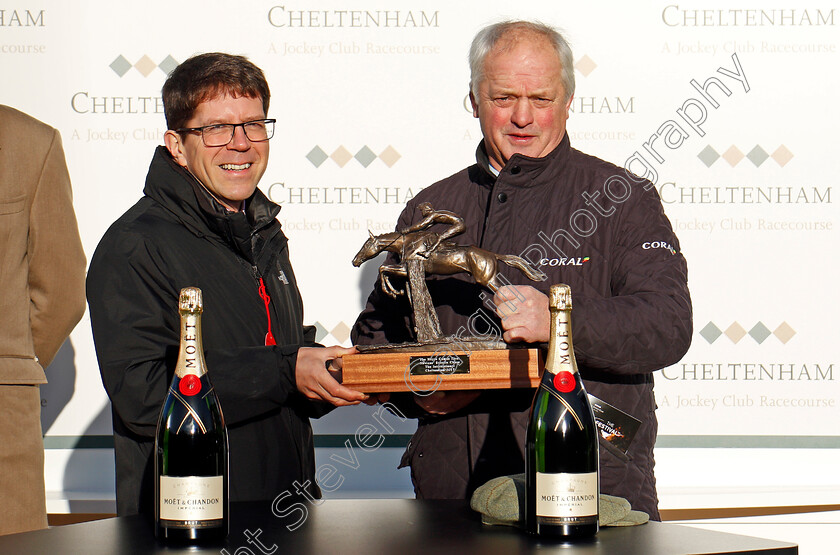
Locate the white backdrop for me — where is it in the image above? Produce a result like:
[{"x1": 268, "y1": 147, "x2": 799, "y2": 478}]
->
[{"x1": 2, "y1": 0, "x2": 837, "y2": 513}]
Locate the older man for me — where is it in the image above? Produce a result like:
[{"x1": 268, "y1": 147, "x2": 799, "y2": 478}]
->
[
  {"x1": 87, "y1": 53, "x2": 366, "y2": 516},
  {"x1": 352, "y1": 21, "x2": 692, "y2": 520}
]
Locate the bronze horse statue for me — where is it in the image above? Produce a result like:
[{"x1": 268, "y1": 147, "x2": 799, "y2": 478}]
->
[{"x1": 352, "y1": 230, "x2": 547, "y2": 298}]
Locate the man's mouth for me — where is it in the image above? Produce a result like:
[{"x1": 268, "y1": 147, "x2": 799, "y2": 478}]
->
[{"x1": 220, "y1": 163, "x2": 252, "y2": 171}]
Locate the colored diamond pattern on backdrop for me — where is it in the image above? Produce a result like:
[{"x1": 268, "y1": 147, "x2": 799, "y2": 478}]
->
[
  {"x1": 312, "y1": 322, "x2": 329, "y2": 343},
  {"x1": 308, "y1": 146, "x2": 402, "y2": 168},
  {"x1": 724, "y1": 322, "x2": 747, "y2": 343},
  {"x1": 331, "y1": 146, "x2": 353, "y2": 167},
  {"x1": 311, "y1": 321, "x2": 353, "y2": 344},
  {"x1": 110, "y1": 54, "x2": 180, "y2": 77},
  {"x1": 575, "y1": 55, "x2": 597, "y2": 77},
  {"x1": 331, "y1": 322, "x2": 351, "y2": 343},
  {"x1": 355, "y1": 146, "x2": 377, "y2": 168},
  {"x1": 134, "y1": 55, "x2": 156, "y2": 77},
  {"x1": 700, "y1": 322, "x2": 796, "y2": 345},
  {"x1": 746, "y1": 145, "x2": 769, "y2": 167},
  {"x1": 699, "y1": 322, "x2": 722, "y2": 344},
  {"x1": 722, "y1": 145, "x2": 744, "y2": 167},
  {"x1": 379, "y1": 146, "x2": 401, "y2": 167},
  {"x1": 697, "y1": 145, "x2": 720, "y2": 167},
  {"x1": 698, "y1": 145, "x2": 793, "y2": 168},
  {"x1": 748, "y1": 322, "x2": 771, "y2": 344},
  {"x1": 159, "y1": 55, "x2": 179, "y2": 75},
  {"x1": 771, "y1": 145, "x2": 794, "y2": 167},
  {"x1": 773, "y1": 322, "x2": 796, "y2": 344},
  {"x1": 109, "y1": 55, "x2": 132, "y2": 77},
  {"x1": 306, "y1": 146, "x2": 329, "y2": 167}
]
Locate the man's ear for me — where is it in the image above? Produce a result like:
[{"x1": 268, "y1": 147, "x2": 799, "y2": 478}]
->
[
  {"x1": 164, "y1": 130, "x2": 189, "y2": 167},
  {"x1": 469, "y1": 90, "x2": 479, "y2": 118}
]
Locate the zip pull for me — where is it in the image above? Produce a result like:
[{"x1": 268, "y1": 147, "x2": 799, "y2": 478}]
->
[{"x1": 258, "y1": 277, "x2": 276, "y2": 346}]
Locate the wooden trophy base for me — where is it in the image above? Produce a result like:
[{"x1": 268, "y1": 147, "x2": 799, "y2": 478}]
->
[{"x1": 341, "y1": 347, "x2": 542, "y2": 393}]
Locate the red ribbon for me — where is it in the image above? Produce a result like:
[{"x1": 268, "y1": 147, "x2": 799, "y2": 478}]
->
[{"x1": 258, "y1": 277, "x2": 276, "y2": 346}]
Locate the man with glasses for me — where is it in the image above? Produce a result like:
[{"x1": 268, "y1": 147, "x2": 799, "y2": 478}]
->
[{"x1": 87, "y1": 53, "x2": 366, "y2": 517}]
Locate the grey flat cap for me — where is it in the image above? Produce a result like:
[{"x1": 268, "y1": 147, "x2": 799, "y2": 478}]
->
[{"x1": 470, "y1": 474, "x2": 649, "y2": 527}]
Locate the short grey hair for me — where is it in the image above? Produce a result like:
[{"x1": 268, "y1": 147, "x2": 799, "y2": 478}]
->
[{"x1": 468, "y1": 20, "x2": 575, "y2": 103}]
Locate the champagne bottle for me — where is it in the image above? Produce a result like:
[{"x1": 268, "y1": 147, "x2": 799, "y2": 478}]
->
[
  {"x1": 155, "y1": 287, "x2": 229, "y2": 542},
  {"x1": 526, "y1": 284, "x2": 599, "y2": 538}
]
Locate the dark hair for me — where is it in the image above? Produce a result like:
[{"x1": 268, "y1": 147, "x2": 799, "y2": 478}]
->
[{"x1": 162, "y1": 52, "x2": 270, "y2": 131}]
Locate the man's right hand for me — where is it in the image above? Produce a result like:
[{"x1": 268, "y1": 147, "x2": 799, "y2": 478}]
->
[
  {"x1": 295, "y1": 346, "x2": 368, "y2": 406},
  {"x1": 493, "y1": 285, "x2": 550, "y2": 343}
]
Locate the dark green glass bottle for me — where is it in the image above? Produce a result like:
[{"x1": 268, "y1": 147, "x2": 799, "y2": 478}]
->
[
  {"x1": 155, "y1": 287, "x2": 229, "y2": 543},
  {"x1": 526, "y1": 284, "x2": 599, "y2": 538}
]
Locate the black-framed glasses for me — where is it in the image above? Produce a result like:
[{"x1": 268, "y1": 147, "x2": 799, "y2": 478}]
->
[{"x1": 176, "y1": 119, "x2": 276, "y2": 147}]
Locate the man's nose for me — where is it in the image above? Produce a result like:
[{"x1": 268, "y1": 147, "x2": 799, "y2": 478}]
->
[
  {"x1": 227, "y1": 124, "x2": 251, "y2": 150},
  {"x1": 510, "y1": 98, "x2": 534, "y2": 127}
]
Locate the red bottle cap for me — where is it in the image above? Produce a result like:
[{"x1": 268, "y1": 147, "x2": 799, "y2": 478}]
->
[
  {"x1": 553, "y1": 371, "x2": 576, "y2": 393},
  {"x1": 179, "y1": 374, "x2": 202, "y2": 396}
]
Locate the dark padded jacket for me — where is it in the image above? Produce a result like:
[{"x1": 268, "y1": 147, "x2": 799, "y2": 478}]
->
[
  {"x1": 352, "y1": 135, "x2": 692, "y2": 520},
  {"x1": 87, "y1": 147, "x2": 326, "y2": 516}
]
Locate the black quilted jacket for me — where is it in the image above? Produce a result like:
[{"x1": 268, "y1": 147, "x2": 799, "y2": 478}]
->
[{"x1": 352, "y1": 135, "x2": 692, "y2": 520}]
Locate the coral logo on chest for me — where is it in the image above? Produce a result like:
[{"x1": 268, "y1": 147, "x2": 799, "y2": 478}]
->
[{"x1": 539, "y1": 257, "x2": 590, "y2": 267}]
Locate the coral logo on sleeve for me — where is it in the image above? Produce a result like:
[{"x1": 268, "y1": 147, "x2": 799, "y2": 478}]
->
[{"x1": 642, "y1": 241, "x2": 676, "y2": 254}]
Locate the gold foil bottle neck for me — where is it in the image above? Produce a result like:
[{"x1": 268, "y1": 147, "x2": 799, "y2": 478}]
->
[
  {"x1": 549, "y1": 284, "x2": 572, "y2": 311},
  {"x1": 179, "y1": 287, "x2": 203, "y2": 314}
]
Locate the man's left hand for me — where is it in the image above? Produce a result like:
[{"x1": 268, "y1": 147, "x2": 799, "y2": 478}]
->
[{"x1": 492, "y1": 285, "x2": 550, "y2": 343}]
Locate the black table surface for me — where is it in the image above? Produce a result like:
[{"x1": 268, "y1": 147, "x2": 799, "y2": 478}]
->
[{"x1": 0, "y1": 499, "x2": 798, "y2": 554}]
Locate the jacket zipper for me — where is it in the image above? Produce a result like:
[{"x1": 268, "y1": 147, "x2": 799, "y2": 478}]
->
[{"x1": 250, "y1": 256, "x2": 306, "y2": 490}]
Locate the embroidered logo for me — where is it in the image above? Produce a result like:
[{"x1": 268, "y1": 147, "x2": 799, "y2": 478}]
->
[
  {"x1": 642, "y1": 241, "x2": 676, "y2": 255},
  {"x1": 277, "y1": 270, "x2": 289, "y2": 285},
  {"x1": 538, "y1": 257, "x2": 591, "y2": 267}
]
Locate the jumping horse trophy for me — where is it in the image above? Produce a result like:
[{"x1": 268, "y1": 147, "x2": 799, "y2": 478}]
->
[{"x1": 343, "y1": 203, "x2": 547, "y2": 393}]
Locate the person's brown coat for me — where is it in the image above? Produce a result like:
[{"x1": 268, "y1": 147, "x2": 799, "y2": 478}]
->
[{"x1": 0, "y1": 105, "x2": 86, "y2": 534}]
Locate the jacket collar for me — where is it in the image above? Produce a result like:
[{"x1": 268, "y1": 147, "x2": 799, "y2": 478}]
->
[
  {"x1": 475, "y1": 132, "x2": 571, "y2": 188},
  {"x1": 143, "y1": 146, "x2": 281, "y2": 263}
]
